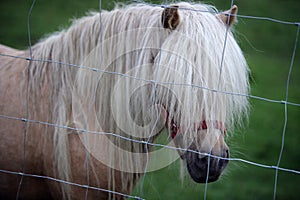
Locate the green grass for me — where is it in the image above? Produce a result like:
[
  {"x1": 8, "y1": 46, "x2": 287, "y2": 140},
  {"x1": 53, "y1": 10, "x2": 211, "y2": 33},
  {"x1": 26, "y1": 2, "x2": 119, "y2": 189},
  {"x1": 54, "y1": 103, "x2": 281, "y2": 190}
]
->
[{"x1": 1, "y1": 0, "x2": 299, "y2": 199}]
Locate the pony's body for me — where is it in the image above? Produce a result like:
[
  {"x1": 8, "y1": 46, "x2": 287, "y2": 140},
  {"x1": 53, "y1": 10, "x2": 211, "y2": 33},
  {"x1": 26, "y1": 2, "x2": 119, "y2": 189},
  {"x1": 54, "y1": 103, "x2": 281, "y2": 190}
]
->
[
  {"x1": 0, "y1": 46, "x2": 118, "y2": 199},
  {"x1": 0, "y1": 2, "x2": 249, "y2": 199}
]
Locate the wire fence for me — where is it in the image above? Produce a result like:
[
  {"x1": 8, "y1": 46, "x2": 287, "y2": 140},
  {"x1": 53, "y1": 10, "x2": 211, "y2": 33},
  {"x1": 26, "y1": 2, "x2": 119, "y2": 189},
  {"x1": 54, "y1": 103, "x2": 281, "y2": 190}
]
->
[{"x1": 0, "y1": 0, "x2": 299, "y2": 199}]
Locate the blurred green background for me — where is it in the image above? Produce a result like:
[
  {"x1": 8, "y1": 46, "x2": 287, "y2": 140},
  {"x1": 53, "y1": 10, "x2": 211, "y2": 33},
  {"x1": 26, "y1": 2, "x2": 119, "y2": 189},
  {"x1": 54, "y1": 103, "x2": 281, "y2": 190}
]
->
[{"x1": 0, "y1": 0, "x2": 299, "y2": 199}]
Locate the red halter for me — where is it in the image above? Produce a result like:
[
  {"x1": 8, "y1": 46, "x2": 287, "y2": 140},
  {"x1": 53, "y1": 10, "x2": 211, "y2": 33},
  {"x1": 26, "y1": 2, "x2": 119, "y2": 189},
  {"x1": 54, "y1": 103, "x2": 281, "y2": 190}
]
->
[{"x1": 167, "y1": 118, "x2": 227, "y2": 139}]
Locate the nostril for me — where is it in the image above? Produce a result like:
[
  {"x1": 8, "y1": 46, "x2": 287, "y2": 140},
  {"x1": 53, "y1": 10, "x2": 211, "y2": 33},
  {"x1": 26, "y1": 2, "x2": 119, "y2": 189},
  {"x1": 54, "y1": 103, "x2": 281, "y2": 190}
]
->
[
  {"x1": 225, "y1": 149, "x2": 229, "y2": 158},
  {"x1": 222, "y1": 149, "x2": 230, "y2": 167},
  {"x1": 200, "y1": 156, "x2": 207, "y2": 162},
  {"x1": 193, "y1": 155, "x2": 208, "y2": 169}
]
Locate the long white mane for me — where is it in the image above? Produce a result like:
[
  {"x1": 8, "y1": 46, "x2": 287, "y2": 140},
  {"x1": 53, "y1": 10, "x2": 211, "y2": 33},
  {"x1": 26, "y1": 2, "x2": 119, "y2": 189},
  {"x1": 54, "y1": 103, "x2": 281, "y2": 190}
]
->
[{"x1": 28, "y1": 2, "x2": 249, "y2": 198}]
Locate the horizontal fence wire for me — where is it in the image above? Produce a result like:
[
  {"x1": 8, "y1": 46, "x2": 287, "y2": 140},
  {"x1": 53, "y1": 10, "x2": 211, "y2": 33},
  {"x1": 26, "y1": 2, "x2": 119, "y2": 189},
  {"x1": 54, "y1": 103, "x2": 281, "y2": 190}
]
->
[
  {"x1": 0, "y1": 52, "x2": 300, "y2": 108},
  {"x1": 0, "y1": 1, "x2": 299, "y2": 199},
  {"x1": 0, "y1": 114, "x2": 299, "y2": 176},
  {"x1": 0, "y1": 169, "x2": 144, "y2": 200}
]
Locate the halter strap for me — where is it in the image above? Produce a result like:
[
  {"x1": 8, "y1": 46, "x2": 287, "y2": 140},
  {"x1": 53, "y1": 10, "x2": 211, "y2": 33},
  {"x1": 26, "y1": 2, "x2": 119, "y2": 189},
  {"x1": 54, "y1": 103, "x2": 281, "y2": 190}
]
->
[
  {"x1": 167, "y1": 118, "x2": 227, "y2": 139},
  {"x1": 161, "y1": 105, "x2": 227, "y2": 139}
]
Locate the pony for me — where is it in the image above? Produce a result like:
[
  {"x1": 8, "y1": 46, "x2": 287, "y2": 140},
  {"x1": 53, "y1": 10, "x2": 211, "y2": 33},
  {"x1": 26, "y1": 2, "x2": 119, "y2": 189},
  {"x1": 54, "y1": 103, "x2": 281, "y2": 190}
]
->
[{"x1": 0, "y1": 2, "x2": 249, "y2": 199}]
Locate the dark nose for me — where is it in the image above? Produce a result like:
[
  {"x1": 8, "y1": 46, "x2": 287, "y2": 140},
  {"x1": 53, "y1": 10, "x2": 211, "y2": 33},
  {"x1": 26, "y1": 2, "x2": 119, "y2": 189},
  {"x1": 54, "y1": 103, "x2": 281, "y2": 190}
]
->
[{"x1": 185, "y1": 148, "x2": 229, "y2": 183}]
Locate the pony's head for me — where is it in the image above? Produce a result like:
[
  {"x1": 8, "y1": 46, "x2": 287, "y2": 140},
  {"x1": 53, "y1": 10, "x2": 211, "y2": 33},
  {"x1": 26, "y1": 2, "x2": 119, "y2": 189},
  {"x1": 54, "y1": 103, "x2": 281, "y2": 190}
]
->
[
  {"x1": 72, "y1": 2, "x2": 249, "y2": 187},
  {"x1": 151, "y1": 4, "x2": 247, "y2": 183}
]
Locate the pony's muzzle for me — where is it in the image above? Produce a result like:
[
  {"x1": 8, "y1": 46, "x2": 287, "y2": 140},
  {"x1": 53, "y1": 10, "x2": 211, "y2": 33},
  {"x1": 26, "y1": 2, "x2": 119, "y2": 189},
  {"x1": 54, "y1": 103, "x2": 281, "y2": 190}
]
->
[{"x1": 185, "y1": 147, "x2": 229, "y2": 183}]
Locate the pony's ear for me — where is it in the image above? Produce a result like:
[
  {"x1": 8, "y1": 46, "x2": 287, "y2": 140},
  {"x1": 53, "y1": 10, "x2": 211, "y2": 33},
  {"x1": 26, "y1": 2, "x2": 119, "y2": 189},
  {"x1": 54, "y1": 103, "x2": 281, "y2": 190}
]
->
[
  {"x1": 162, "y1": 5, "x2": 180, "y2": 30},
  {"x1": 217, "y1": 5, "x2": 238, "y2": 27}
]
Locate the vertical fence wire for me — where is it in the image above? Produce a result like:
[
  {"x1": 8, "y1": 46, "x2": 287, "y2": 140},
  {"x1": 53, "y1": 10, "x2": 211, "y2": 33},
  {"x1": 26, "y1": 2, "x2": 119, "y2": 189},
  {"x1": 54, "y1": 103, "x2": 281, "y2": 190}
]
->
[
  {"x1": 15, "y1": 0, "x2": 36, "y2": 199},
  {"x1": 139, "y1": 0, "x2": 169, "y2": 197},
  {"x1": 273, "y1": 24, "x2": 300, "y2": 200}
]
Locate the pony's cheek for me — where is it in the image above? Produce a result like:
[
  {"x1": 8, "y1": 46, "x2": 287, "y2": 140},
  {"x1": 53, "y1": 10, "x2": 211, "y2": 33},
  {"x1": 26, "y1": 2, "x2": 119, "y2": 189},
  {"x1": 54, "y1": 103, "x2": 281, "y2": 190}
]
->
[{"x1": 171, "y1": 135, "x2": 186, "y2": 159}]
